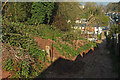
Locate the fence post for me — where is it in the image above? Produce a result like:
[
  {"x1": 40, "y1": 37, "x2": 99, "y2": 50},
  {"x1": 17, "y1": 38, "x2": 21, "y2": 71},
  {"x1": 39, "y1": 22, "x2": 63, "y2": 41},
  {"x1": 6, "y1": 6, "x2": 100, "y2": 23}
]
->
[
  {"x1": 115, "y1": 33, "x2": 120, "y2": 56},
  {"x1": 118, "y1": 33, "x2": 120, "y2": 56}
]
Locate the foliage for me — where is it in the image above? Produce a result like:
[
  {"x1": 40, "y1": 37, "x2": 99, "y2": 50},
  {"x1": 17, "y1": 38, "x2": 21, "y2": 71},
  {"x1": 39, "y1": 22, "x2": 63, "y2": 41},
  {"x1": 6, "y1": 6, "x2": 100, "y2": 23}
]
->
[
  {"x1": 2, "y1": 2, "x2": 55, "y2": 24},
  {"x1": 2, "y1": 2, "x2": 33, "y2": 22},
  {"x1": 80, "y1": 42, "x2": 92, "y2": 50},
  {"x1": 30, "y1": 2, "x2": 55, "y2": 25},
  {"x1": 106, "y1": 2, "x2": 120, "y2": 12},
  {"x1": 2, "y1": 20, "x2": 47, "y2": 78},
  {"x1": 98, "y1": 33, "x2": 102, "y2": 40},
  {"x1": 37, "y1": 24, "x2": 63, "y2": 41},
  {"x1": 61, "y1": 30, "x2": 83, "y2": 44},
  {"x1": 2, "y1": 2, "x2": 101, "y2": 78},
  {"x1": 84, "y1": 2, "x2": 97, "y2": 16},
  {"x1": 3, "y1": 58, "x2": 14, "y2": 71},
  {"x1": 95, "y1": 14, "x2": 109, "y2": 27},
  {"x1": 108, "y1": 24, "x2": 119, "y2": 38},
  {"x1": 2, "y1": 19, "x2": 63, "y2": 41},
  {"x1": 80, "y1": 2, "x2": 109, "y2": 26},
  {"x1": 62, "y1": 33, "x2": 75, "y2": 43},
  {"x1": 52, "y1": 15, "x2": 69, "y2": 31},
  {"x1": 3, "y1": 57, "x2": 44, "y2": 78},
  {"x1": 2, "y1": 19, "x2": 65, "y2": 78},
  {"x1": 55, "y1": 2, "x2": 82, "y2": 25},
  {"x1": 53, "y1": 39, "x2": 95, "y2": 58},
  {"x1": 53, "y1": 42, "x2": 80, "y2": 57}
]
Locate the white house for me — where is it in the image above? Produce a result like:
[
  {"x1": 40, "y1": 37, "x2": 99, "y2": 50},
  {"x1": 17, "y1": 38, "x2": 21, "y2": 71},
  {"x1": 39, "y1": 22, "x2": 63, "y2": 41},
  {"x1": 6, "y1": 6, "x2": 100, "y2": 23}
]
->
[
  {"x1": 94, "y1": 27, "x2": 103, "y2": 34},
  {"x1": 72, "y1": 25, "x2": 103, "y2": 35},
  {"x1": 79, "y1": 5, "x2": 85, "y2": 9},
  {"x1": 75, "y1": 18, "x2": 87, "y2": 24},
  {"x1": 67, "y1": 20, "x2": 71, "y2": 23},
  {"x1": 75, "y1": 18, "x2": 81, "y2": 24}
]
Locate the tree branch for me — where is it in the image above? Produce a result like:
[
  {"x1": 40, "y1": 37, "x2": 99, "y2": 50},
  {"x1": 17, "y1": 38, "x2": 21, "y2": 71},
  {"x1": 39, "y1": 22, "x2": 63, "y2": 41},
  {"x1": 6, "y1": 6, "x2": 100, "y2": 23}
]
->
[{"x1": 1, "y1": 0, "x2": 9, "y2": 11}]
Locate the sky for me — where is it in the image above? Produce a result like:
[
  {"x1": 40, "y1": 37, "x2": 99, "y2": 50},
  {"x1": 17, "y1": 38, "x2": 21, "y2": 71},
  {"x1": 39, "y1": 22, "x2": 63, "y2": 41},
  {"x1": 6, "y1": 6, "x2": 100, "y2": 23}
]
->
[
  {"x1": 79, "y1": 0, "x2": 120, "y2": 2},
  {"x1": 79, "y1": 0, "x2": 119, "y2": 6},
  {"x1": 1, "y1": 0, "x2": 120, "y2": 2},
  {"x1": 80, "y1": 2, "x2": 110, "y2": 6}
]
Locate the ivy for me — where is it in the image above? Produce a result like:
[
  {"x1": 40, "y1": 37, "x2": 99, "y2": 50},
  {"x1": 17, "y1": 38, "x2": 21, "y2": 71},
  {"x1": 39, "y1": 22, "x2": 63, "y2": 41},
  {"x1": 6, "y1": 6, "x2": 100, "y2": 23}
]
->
[{"x1": 2, "y1": 20, "x2": 46, "y2": 78}]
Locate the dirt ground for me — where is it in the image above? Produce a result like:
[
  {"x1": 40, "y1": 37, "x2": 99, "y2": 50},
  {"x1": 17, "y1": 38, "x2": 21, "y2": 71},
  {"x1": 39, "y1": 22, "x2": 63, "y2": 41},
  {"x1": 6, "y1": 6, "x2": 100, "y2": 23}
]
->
[
  {"x1": 39, "y1": 39, "x2": 118, "y2": 78},
  {"x1": 1, "y1": 44, "x2": 13, "y2": 79}
]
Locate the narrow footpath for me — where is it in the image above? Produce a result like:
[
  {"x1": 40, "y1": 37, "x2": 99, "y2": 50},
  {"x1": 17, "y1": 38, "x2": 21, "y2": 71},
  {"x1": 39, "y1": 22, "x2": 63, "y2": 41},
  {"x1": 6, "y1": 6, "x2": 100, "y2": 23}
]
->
[{"x1": 76, "y1": 39, "x2": 118, "y2": 78}]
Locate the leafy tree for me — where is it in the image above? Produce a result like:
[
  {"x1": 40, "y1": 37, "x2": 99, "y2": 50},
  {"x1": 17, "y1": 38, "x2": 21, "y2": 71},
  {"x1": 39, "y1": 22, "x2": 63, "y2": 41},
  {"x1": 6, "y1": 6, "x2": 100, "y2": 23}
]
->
[
  {"x1": 30, "y1": 2, "x2": 55, "y2": 25},
  {"x1": 106, "y1": 2, "x2": 120, "y2": 12},
  {"x1": 110, "y1": 24, "x2": 119, "y2": 34},
  {"x1": 3, "y1": 2, "x2": 33, "y2": 22},
  {"x1": 84, "y1": 2, "x2": 97, "y2": 16},
  {"x1": 52, "y1": 15, "x2": 69, "y2": 31},
  {"x1": 2, "y1": 2, "x2": 15, "y2": 21},
  {"x1": 83, "y1": 2, "x2": 109, "y2": 27},
  {"x1": 56, "y1": 2, "x2": 82, "y2": 25}
]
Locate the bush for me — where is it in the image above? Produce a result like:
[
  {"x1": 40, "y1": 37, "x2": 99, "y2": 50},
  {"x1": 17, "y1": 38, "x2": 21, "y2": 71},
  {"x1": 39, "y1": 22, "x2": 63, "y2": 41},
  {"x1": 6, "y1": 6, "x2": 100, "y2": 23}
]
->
[
  {"x1": 2, "y1": 20, "x2": 46, "y2": 78},
  {"x1": 61, "y1": 33, "x2": 75, "y2": 43},
  {"x1": 98, "y1": 33, "x2": 101, "y2": 40},
  {"x1": 30, "y1": 2, "x2": 55, "y2": 25},
  {"x1": 52, "y1": 15, "x2": 70, "y2": 31}
]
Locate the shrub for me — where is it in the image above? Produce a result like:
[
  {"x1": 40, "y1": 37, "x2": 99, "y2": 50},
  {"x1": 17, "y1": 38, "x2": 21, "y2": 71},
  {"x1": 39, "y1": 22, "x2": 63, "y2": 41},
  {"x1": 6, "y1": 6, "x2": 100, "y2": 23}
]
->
[
  {"x1": 52, "y1": 15, "x2": 70, "y2": 31},
  {"x1": 98, "y1": 33, "x2": 101, "y2": 40}
]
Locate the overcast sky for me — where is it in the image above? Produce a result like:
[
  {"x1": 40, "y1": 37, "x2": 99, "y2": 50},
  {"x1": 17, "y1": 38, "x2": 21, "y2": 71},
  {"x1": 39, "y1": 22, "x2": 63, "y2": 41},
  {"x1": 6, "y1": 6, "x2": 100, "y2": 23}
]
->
[
  {"x1": 1, "y1": 0, "x2": 119, "y2": 2},
  {"x1": 79, "y1": 0, "x2": 119, "y2": 2}
]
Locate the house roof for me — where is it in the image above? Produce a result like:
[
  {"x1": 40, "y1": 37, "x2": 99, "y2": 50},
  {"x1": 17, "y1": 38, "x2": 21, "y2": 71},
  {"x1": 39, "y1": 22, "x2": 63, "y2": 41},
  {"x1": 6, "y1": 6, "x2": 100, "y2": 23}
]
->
[
  {"x1": 76, "y1": 18, "x2": 80, "y2": 20},
  {"x1": 102, "y1": 26, "x2": 109, "y2": 30}
]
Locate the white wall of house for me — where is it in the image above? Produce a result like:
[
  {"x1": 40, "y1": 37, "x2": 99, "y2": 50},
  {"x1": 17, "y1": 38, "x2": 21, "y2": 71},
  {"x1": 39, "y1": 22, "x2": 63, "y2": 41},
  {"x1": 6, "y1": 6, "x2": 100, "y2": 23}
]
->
[
  {"x1": 67, "y1": 20, "x2": 71, "y2": 23},
  {"x1": 72, "y1": 25, "x2": 103, "y2": 35},
  {"x1": 79, "y1": 27, "x2": 85, "y2": 29},
  {"x1": 99, "y1": 27, "x2": 103, "y2": 34},
  {"x1": 87, "y1": 32, "x2": 93, "y2": 34},
  {"x1": 75, "y1": 20, "x2": 81, "y2": 24},
  {"x1": 79, "y1": 5, "x2": 85, "y2": 9},
  {"x1": 72, "y1": 26, "x2": 79, "y2": 29},
  {"x1": 95, "y1": 27, "x2": 103, "y2": 34}
]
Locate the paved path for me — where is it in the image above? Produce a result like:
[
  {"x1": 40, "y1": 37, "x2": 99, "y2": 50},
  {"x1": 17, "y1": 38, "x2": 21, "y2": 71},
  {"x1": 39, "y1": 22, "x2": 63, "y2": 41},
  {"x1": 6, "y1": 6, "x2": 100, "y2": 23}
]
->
[
  {"x1": 78, "y1": 39, "x2": 118, "y2": 78},
  {"x1": 41, "y1": 39, "x2": 118, "y2": 78}
]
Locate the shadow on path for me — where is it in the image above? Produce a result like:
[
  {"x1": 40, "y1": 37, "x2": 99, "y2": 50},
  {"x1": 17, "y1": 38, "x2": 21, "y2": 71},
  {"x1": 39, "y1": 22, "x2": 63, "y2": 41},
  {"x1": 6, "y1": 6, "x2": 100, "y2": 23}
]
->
[
  {"x1": 34, "y1": 39, "x2": 118, "y2": 78},
  {"x1": 37, "y1": 54, "x2": 85, "y2": 78},
  {"x1": 35, "y1": 48, "x2": 96, "y2": 78}
]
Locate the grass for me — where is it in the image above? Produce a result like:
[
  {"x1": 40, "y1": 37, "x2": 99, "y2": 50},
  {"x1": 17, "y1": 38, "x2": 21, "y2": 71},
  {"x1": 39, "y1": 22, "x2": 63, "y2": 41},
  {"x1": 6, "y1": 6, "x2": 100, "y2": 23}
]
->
[
  {"x1": 3, "y1": 20, "x2": 63, "y2": 41},
  {"x1": 53, "y1": 40, "x2": 96, "y2": 58}
]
